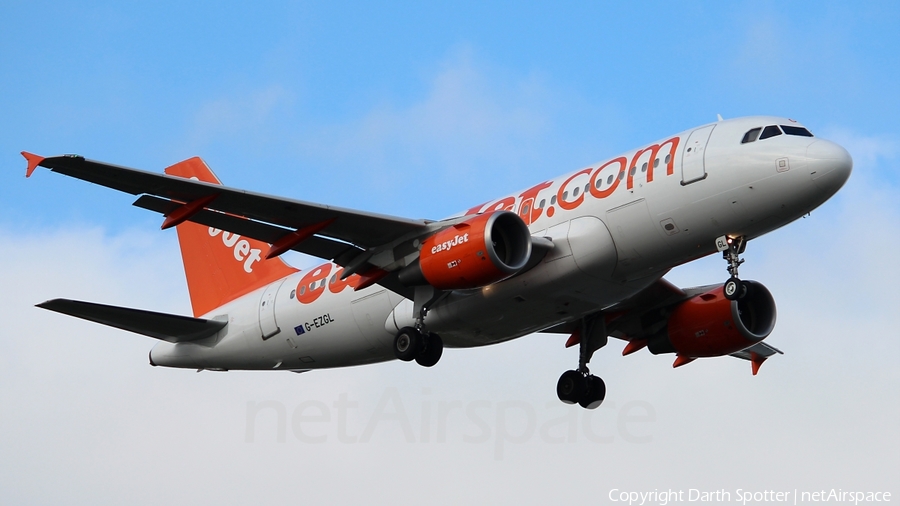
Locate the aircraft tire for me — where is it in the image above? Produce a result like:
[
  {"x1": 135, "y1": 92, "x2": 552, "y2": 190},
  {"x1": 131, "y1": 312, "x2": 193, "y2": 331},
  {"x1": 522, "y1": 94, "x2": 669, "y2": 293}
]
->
[
  {"x1": 415, "y1": 333, "x2": 443, "y2": 367},
  {"x1": 394, "y1": 327, "x2": 422, "y2": 362},
  {"x1": 557, "y1": 370, "x2": 586, "y2": 404},
  {"x1": 724, "y1": 277, "x2": 742, "y2": 301},
  {"x1": 578, "y1": 375, "x2": 606, "y2": 409}
]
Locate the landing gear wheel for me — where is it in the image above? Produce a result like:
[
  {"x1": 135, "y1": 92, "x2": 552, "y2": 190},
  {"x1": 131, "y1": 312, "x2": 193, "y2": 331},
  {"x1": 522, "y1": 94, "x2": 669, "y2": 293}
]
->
[
  {"x1": 724, "y1": 277, "x2": 743, "y2": 301},
  {"x1": 393, "y1": 327, "x2": 422, "y2": 362},
  {"x1": 557, "y1": 370, "x2": 586, "y2": 404},
  {"x1": 415, "y1": 333, "x2": 443, "y2": 367},
  {"x1": 578, "y1": 375, "x2": 606, "y2": 409}
]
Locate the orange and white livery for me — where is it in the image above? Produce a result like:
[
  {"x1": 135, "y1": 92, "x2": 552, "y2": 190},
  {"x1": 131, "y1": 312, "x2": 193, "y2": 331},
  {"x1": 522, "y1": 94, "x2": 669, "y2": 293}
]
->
[{"x1": 24, "y1": 116, "x2": 852, "y2": 408}]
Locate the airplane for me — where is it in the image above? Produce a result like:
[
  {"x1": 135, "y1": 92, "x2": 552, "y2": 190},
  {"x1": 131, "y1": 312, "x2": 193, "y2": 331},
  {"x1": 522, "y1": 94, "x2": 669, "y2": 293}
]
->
[{"x1": 22, "y1": 115, "x2": 852, "y2": 409}]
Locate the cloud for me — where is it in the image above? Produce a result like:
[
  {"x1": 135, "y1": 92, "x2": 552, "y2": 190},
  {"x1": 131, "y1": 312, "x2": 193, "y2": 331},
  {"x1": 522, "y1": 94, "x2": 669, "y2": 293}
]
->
[
  {"x1": 186, "y1": 84, "x2": 293, "y2": 149},
  {"x1": 303, "y1": 48, "x2": 548, "y2": 160},
  {"x1": 291, "y1": 48, "x2": 565, "y2": 214},
  {"x1": 822, "y1": 126, "x2": 898, "y2": 177}
]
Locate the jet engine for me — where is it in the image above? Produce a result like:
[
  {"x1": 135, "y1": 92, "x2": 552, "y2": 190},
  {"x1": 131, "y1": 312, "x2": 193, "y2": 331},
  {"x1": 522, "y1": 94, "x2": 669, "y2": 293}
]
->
[
  {"x1": 399, "y1": 211, "x2": 532, "y2": 290},
  {"x1": 647, "y1": 281, "x2": 777, "y2": 358}
]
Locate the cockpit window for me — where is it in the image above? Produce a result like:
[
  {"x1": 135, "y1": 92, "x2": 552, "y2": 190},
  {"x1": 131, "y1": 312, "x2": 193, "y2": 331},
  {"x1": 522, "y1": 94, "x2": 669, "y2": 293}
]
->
[
  {"x1": 781, "y1": 125, "x2": 814, "y2": 137},
  {"x1": 758, "y1": 125, "x2": 783, "y2": 140},
  {"x1": 741, "y1": 128, "x2": 762, "y2": 144}
]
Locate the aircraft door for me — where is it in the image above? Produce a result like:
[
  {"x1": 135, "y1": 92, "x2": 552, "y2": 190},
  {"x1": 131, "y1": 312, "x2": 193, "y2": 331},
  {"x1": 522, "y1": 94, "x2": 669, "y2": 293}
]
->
[
  {"x1": 259, "y1": 279, "x2": 286, "y2": 340},
  {"x1": 681, "y1": 124, "x2": 716, "y2": 185}
]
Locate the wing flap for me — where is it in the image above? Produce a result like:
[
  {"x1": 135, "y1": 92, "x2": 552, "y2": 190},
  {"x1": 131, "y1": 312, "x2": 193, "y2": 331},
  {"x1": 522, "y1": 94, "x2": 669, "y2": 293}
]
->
[
  {"x1": 133, "y1": 195, "x2": 364, "y2": 262},
  {"x1": 37, "y1": 299, "x2": 227, "y2": 343}
]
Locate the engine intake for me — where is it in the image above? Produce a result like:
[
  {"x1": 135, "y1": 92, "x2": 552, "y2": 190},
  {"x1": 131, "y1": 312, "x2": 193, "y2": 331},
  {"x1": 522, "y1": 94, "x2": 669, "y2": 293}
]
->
[
  {"x1": 399, "y1": 211, "x2": 532, "y2": 290},
  {"x1": 648, "y1": 280, "x2": 777, "y2": 357}
]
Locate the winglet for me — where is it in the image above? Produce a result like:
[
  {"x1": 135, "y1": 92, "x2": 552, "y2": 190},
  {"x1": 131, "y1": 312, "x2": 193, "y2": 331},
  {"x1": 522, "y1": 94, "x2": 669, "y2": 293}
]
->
[{"x1": 22, "y1": 151, "x2": 45, "y2": 178}]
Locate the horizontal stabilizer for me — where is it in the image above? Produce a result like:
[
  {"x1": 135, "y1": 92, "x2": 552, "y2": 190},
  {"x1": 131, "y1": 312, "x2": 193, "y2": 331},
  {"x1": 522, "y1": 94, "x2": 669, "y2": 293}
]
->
[{"x1": 36, "y1": 299, "x2": 227, "y2": 343}]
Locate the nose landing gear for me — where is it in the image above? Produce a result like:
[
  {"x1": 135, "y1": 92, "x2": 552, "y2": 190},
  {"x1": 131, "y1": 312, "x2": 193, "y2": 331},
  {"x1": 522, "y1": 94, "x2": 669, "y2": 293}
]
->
[
  {"x1": 557, "y1": 315, "x2": 608, "y2": 409},
  {"x1": 717, "y1": 235, "x2": 748, "y2": 301}
]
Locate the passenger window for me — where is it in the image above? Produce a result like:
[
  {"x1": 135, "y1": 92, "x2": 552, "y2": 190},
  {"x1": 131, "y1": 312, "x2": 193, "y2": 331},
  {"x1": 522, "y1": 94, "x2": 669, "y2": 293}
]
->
[
  {"x1": 641, "y1": 162, "x2": 647, "y2": 172},
  {"x1": 759, "y1": 125, "x2": 782, "y2": 140},
  {"x1": 607, "y1": 175, "x2": 614, "y2": 185},
  {"x1": 539, "y1": 199, "x2": 545, "y2": 208},
  {"x1": 781, "y1": 125, "x2": 814, "y2": 137},
  {"x1": 550, "y1": 195, "x2": 557, "y2": 205},
  {"x1": 742, "y1": 128, "x2": 762, "y2": 143},
  {"x1": 572, "y1": 187, "x2": 579, "y2": 197}
]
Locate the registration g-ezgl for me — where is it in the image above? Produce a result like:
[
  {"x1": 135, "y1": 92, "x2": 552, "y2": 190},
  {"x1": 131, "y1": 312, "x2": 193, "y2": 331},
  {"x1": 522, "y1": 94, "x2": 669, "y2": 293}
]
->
[
  {"x1": 25, "y1": 115, "x2": 851, "y2": 409},
  {"x1": 304, "y1": 314, "x2": 334, "y2": 333}
]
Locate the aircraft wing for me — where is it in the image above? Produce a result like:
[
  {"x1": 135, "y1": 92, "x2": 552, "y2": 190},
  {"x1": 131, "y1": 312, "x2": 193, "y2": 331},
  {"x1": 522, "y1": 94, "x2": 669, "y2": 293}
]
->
[
  {"x1": 131, "y1": 194, "x2": 366, "y2": 262},
  {"x1": 37, "y1": 299, "x2": 226, "y2": 343},
  {"x1": 25, "y1": 154, "x2": 430, "y2": 256},
  {"x1": 541, "y1": 278, "x2": 784, "y2": 372}
]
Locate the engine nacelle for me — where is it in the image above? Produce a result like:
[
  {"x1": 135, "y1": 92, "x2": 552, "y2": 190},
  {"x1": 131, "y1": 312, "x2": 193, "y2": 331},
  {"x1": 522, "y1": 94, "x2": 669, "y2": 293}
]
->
[
  {"x1": 400, "y1": 211, "x2": 532, "y2": 290},
  {"x1": 648, "y1": 281, "x2": 777, "y2": 358}
]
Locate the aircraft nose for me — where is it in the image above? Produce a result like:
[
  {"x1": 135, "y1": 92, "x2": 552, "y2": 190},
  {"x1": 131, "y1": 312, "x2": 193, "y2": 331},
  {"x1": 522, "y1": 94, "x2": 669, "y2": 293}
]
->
[{"x1": 806, "y1": 139, "x2": 852, "y2": 194}]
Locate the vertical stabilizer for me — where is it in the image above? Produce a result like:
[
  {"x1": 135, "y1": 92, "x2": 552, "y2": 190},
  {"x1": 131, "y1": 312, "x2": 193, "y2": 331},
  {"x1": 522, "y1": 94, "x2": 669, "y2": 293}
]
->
[{"x1": 165, "y1": 157, "x2": 298, "y2": 317}]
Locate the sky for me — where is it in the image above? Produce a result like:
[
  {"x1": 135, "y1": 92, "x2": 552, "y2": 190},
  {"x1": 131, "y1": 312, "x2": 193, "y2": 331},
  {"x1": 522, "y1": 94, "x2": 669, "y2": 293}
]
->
[{"x1": 1, "y1": 1, "x2": 898, "y2": 505}]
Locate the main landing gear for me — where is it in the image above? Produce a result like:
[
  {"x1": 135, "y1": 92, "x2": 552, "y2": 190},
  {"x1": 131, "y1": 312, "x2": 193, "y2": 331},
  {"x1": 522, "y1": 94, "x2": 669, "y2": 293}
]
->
[
  {"x1": 393, "y1": 285, "x2": 445, "y2": 367},
  {"x1": 717, "y1": 235, "x2": 749, "y2": 301},
  {"x1": 393, "y1": 326, "x2": 443, "y2": 367},
  {"x1": 557, "y1": 316, "x2": 607, "y2": 409},
  {"x1": 557, "y1": 370, "x2": 606, "y2": 409}
]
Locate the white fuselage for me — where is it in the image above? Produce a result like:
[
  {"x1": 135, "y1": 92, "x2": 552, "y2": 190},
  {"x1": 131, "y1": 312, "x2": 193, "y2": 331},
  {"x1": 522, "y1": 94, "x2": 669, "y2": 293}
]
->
[{"x1": 149, "y1": 116, "x2": 852, "y2": 371}]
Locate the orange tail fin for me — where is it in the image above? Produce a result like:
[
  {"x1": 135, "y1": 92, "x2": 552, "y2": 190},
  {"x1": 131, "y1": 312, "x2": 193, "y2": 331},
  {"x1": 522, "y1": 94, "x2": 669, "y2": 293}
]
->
[{"x1": 165, "y1": 157, "x2": 298, "y2": 317}]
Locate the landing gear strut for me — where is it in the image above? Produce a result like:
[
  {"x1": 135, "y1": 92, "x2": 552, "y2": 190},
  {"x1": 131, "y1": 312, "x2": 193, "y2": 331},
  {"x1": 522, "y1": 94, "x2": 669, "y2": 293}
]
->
[
  {"x1": 393, "y1": 285, "x2": 445, "y2": 367},
  {"x1": 557, "y1": 316, "x2": 607, "y2": 409},
  {"x1": 717, "y1": 235, "x2": 748, "y2": 301}
]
